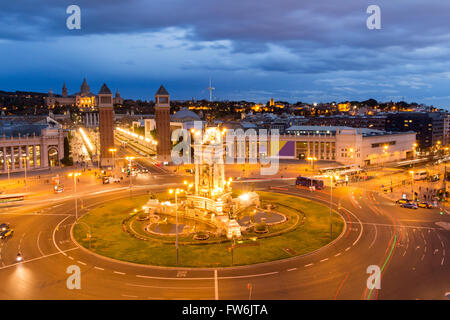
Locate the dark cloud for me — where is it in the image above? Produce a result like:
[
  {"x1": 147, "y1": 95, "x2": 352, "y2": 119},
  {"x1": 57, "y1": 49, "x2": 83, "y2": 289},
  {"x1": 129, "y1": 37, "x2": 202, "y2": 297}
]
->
[{"x1": 1, "y1": 1, "x2": 450, "y2": 106}]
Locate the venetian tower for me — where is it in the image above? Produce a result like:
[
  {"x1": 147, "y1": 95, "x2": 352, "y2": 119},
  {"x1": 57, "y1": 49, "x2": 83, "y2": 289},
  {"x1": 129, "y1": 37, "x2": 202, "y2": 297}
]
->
[
  {"x1": 98, "y1": 83, "x2": 115, "y2": 167},
  {"x1": 155, "y1": 85, "x2": 171, "y2": 162}
]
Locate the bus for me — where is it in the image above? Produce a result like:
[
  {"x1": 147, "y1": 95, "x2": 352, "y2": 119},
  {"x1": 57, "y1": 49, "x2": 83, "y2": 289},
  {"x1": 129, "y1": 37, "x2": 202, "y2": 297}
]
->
[
  {"x1": 318, "y1": 164, "x2": 361, "y2": 176},
  {"x1": 0, "y1": 194, "x2": 25, "y2": 204},
  {"x1": 413, "y1": 170, "x2": 428, "y2": 181},
  {"x1": 296, "y1": 176, "x2": 324, "y2": 190}
]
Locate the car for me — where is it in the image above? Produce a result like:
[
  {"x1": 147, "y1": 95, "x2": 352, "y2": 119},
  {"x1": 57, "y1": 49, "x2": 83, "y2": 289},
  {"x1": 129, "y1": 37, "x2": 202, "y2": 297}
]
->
[
  {"x1": 396, "y1": 199, "x2": 412, "y2": 204},
  {"x1": 400, "y1": 202, "x2": 418, "y2": 209},
  {"x1": 0, "y1": 229, "x2": 14, "y2": 239},
  {"x1": 417, "y1": 201, "x2": 433, "y2": 209},
  {"x1": 0, "y1": 223, "x2": 10, "y2": 232},
  {"x1": 53, "y1": 184, "x2": 64, "y2": 193},
  {"x1": 140, "y1": 167, "x2": 149, "y2": 173},
  {"x1": 103, "y1": 176, "x2": 120, "y2": 184}
]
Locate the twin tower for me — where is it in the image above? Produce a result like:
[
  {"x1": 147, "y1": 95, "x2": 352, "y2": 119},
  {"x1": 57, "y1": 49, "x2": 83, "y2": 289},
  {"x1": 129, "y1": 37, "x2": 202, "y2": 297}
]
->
[{"x1": 99, "y1": 84, "x2": 171, "y2": 167}]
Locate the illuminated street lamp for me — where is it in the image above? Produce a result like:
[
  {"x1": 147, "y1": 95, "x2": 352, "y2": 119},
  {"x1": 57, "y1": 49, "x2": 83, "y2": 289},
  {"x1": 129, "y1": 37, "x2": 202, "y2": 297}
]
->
[
  {"x1": 109, "y1": 148, "x2": 117, "y2": 169},
  {"x1": 68, "y1": 172, "x2": 82, "y2": 220},
  {"x1": 5, "y1": 156, "x2": 11, "y2": 184},
  {"x1": 20, "y1": 155, "x2": 30, "y2": 191},
  {"x1": 126, "y1": 156, "x2": 135, "y2": 199},
  {"x1": 324, "y1": 174, "x2": 339, "y2": 240},
  {"x1": 409, "y1": 170, "x2": 414, "y2": 199},
  {"x1": 307, "y1": 156, "x2": 317, "y2": 169},
  {"x1": 169, "y1": 188, "x2": 185, "y2": 265}
]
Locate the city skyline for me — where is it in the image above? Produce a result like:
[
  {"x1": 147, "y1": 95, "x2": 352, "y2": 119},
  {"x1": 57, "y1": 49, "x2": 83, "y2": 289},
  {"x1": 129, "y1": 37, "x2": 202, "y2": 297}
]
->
[{"x1": 2, "y1": 1, "x2": 450, "y2": 108}]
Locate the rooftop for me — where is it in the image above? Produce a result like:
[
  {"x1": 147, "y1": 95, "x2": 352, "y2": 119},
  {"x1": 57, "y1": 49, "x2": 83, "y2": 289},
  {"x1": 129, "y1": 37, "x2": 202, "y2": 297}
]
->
[{"x1": 285, "y1": 125, "x2": 414, "y2": 137}]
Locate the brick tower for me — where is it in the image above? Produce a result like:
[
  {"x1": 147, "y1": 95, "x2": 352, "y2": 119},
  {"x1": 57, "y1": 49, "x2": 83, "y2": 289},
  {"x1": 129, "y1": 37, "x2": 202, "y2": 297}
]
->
[
  {"x1": 155, "y1": 85, "x2": 171, "y2": 163},
  {"x1": 98, "y1": 83, "x2": 115, "y2": 167}
]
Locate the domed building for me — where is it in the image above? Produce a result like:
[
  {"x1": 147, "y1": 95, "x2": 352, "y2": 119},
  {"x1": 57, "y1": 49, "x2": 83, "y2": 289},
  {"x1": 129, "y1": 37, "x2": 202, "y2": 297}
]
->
[
  {"x1": 45, "y1": 78, "x2": 123, "y2": 110},
  {"x1": 171, "y1": 107, "x2": 201, "y2": 122}
]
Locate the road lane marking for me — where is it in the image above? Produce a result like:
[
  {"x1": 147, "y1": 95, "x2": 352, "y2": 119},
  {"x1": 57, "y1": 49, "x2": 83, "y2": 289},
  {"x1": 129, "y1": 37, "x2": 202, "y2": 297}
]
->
[
  {"x1": 304, "y1": 263, "x2": 313, "y2": 267},
  {"x1": 0, "y1": 247, "x2": 78, "y2": 270},
  {"x1": 214, "y1": 269, "x2": 219, "y2": 300},
  {"x1": 114, "y1": 271, "x2": 126, "y2": 275},
  {"x1": 136, "y1": 274, "x2": 214, "y2": 280},
  {"x1": 126, "y1": 283, "x2": 214, "y2": 290},
  {"x1": 121, "y1": 294, "x2": 138, "y2": 298},
  {"x1": 287, "y1": 268, "x2": 297, "y2": 271},
  {"x1": 369, "y1": 224, "x2": 378, "y2": 249},
  {"x1": 345, "y1": 247, "x2": 351, "y2": 251},
  {"x1": 77, "y1": 260, "x2": 87, "y2": 266},
  {"x1": 320, "y1": 258, "x2": 329, "y2": 263},
  {"x1": 52, "y1": 215, "x2": 72, "y2": 256},
  {"x1": 334, "y1": 253, "x2": 342, "y2": 257},
  {"x1": 36, "y1": 231, "x2": 45, "y2": 256},
  {"x1": 219, "y1": 271, "x2": 278, "y2": 279},
  {"x1": 94, "y1": 266, "x2": 104, "y2": 271}
]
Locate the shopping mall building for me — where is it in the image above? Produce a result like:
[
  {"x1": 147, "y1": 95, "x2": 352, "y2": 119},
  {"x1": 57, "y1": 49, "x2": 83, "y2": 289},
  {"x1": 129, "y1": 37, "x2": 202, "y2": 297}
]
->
[{"x1": 277, "y1": 126, "x2": 416, "y2": 166}]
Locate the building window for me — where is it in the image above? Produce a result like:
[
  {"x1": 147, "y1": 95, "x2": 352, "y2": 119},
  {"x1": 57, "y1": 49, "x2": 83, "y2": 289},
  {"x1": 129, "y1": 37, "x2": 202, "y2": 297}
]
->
[
  {"x1": 13, "y1": 147, "x2": 19, "y2": 168},
  {"x1": 28, "y1": 146, "x2": 34, "y2": 167},
  {"x1": 36, "y1": 146, "x2": 41, "y2": 167}
]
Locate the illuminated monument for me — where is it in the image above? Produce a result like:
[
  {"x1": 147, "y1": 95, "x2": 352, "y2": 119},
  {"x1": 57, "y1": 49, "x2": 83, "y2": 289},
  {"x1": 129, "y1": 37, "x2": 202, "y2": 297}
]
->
[
  {"x1": 186, "y1": 127, "x2": 232, "y2": 215},
  {"x1": 184, "y1": 127, "x2": 259, "y2": 239},
  {"x1": 143, "y1": 127, "x2": 260, "y2": 239},
  {"x1": 98, "y1": 83, "x2": 115, "y2": 167},
  {"x1": 155, "y1": 85, "x2": 171, "y2": 163}
]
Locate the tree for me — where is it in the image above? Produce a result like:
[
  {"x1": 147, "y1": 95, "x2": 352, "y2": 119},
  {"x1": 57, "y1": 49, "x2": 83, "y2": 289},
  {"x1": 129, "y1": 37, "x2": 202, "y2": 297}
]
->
[{"x1": 61, "y1": 136, "x2": 73, "y2": 166}]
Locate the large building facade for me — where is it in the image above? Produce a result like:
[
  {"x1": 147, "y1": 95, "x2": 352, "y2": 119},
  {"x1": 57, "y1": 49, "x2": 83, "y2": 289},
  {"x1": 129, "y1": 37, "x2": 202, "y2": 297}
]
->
[
  {"x1": 222, "y1": 126, "x2": 415, "y2": 167},
  {"x1": 45, "y1": 78, "x2": 123, "y2": 110},
  {"x1": 0, "y1": 117, "x2": 65, "y2": 173},
  {"x1": 385, "y1": 112, "x2": 445, "y2": 151},
  {"x1": 281, "y1": 126, "x2": 416, "y2": 166}
]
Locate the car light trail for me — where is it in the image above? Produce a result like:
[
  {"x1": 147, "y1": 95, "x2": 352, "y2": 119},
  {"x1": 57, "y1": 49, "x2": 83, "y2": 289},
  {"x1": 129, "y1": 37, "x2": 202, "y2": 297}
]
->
[{"x1": 79, "y1": 127, "x2": 94, "y2": 152}]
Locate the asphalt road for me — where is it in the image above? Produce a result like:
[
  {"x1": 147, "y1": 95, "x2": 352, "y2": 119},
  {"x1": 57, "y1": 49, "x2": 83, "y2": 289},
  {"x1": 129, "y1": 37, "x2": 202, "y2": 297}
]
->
[{"x1": 0, "y1": 177, "x2": 449, "y2": 300}]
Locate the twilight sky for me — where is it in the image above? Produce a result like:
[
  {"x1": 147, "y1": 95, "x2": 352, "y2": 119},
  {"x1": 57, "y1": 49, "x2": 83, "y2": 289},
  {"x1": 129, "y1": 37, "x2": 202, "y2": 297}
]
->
[{"x1": 1, "y1": 0, "x2": 450, "y2": 107}]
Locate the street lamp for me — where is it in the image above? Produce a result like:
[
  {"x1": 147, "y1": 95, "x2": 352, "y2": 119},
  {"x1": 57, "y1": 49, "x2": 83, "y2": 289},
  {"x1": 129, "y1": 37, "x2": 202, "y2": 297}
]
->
[
  {"x1": 408, "y1": 170, "x2": 415, "y2": 200},
  {"x1": 20, "y1": 155, "x2": 29, "y2": 191},
  {"x1": 169, "y1": 188, "x2": 184, "y2": 265},
  {"x1": 109, "y1": 148, "x2": 117, "y2": 170},
  {"x1": 68, "y1": 172, "x2": 81, "y2": 220},
  {"x1": 307, "y1": 156, "x2": 317, "y2": 170},
  {"x1": 324, "y1": 174, "x2": 339, "y2": 241},
  {"x1": 5, "y1": 156, "x2": 11, "y2": 185},
  {"x1": 75, "y1": 221, "x2": 92, "y2": 249},
  {"x1": 126, "y1": 156, "x2": 135, "y2": 199}
]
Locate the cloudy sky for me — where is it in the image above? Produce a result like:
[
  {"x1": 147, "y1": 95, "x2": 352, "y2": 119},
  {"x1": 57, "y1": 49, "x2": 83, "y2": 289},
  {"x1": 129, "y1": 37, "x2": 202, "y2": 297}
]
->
[{"x1": 1, "y1": 0, "x2": 450, "y2": 107}]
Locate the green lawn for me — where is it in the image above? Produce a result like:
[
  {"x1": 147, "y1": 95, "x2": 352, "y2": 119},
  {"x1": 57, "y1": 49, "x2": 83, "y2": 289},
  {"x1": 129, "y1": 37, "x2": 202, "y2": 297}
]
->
[{"x1": 73, "y1": 191, "x2": 344, "y2": 267}]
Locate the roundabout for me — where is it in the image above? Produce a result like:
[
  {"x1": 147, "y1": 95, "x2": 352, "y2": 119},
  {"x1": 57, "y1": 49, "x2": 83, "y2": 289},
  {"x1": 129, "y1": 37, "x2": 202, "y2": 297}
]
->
[
  {"x1": 1, "y1": 178, "x2": 448, "y2": 300},
  {"x1": 72, "y1": 191, "x2": 344, "y2": 267}
]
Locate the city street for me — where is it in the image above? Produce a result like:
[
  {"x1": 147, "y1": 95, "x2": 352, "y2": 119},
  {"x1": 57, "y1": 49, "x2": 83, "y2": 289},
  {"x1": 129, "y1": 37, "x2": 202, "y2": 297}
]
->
[{"x1": 0, "y1": 164, "x2": 448, "y2": 299}]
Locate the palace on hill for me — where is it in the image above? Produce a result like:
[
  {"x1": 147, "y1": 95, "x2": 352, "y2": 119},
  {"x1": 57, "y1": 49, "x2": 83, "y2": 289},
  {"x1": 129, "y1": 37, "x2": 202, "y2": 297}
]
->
[{"x1": 45, "y1": 78, "x2": 123, "y2": 110}]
